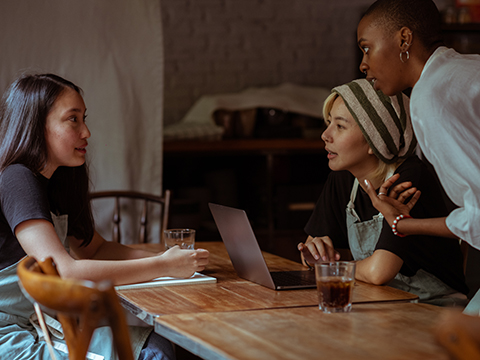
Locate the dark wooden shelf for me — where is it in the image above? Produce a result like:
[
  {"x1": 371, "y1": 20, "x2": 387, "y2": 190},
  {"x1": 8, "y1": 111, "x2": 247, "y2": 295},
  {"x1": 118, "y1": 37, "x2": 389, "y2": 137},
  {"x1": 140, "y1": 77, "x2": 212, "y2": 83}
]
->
[
  {"x1": 163, "y1": 138, "x2": 325, "y2": 155},
  {"x1": 163, "y1": 138, "x2": 329, "y2": 251},
  {"x1": 442, "y1": 22, "x2": 480, "y2": 54},
  {"x1": 442, "y1": 23, "x2": 480, "y2": 32}
]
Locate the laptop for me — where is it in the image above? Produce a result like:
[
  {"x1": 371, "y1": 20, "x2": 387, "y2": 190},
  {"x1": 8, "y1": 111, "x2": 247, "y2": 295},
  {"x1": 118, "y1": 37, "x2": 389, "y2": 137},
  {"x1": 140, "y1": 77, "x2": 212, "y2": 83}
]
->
[{"x1": 209, "y1": 203, "x2": 316, "y2": 290}]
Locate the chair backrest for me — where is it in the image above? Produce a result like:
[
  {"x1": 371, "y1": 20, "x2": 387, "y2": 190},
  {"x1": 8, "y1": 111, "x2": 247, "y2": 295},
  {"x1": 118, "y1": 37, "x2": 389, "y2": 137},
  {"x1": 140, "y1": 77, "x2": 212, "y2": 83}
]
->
[
  {"x1": 435, "y1": 310, "x2": 480, "y2": 360},
  {"x1": 17, "y1": 256, "x2": 134, "y2": 360},
  {"x1": 90, "y1": 189, "x2": 171, "y2": 244}
]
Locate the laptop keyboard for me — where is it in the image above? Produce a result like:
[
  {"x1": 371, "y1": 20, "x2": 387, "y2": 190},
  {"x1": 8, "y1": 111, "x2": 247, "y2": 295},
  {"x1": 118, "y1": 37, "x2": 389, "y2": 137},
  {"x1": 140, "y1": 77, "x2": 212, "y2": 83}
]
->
[{"x1": 270, "y1": 270, "x2": 316, "y2": 287}]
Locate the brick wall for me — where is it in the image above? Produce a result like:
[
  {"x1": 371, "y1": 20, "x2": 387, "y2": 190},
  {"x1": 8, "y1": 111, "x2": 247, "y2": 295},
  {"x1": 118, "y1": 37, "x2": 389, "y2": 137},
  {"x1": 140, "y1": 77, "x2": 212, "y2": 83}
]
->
[{"x1": 161, "y1": 0, "x2": 374, "y2": 125}]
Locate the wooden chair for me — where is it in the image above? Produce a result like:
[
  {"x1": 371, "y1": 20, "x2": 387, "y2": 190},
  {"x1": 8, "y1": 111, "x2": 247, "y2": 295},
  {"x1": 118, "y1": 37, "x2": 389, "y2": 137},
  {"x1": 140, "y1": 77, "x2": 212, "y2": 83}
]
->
[
  {"x1": 435, "y1": 310, "x2": 480, "y2": 360},
  {"x1": 17, "y1": 256, "x2": 134, "y2": 360},
  {"x1": 90, "y1": 190, "x2": 171, "y2": 244}
]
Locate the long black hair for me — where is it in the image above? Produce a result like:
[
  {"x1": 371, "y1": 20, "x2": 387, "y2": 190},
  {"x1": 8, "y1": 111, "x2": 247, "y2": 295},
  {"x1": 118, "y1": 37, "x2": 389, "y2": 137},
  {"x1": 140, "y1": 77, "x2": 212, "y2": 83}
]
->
[{"x1": 0, "y1": 73, "x2": 94, "y2": 246}]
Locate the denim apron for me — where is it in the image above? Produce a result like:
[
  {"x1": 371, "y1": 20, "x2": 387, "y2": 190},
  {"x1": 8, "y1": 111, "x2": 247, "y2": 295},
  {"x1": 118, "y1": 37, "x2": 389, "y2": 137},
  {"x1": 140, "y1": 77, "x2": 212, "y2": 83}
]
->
[
  {"x1": 0, "y1": 213, "x2": 151, "y2": 360},
  {"x1": 464, "y1": 289, "x2": 480, "y2": 315},
  {"x1": 346, "y1": 178, "x2": 457, "y2": 301}
]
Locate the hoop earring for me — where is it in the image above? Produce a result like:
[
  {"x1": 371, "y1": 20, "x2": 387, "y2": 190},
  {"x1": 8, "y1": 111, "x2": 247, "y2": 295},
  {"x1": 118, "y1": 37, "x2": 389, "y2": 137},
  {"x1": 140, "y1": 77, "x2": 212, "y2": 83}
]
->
[{"x1": 400, "y1": 50, "x2": 410, "y2": 63}]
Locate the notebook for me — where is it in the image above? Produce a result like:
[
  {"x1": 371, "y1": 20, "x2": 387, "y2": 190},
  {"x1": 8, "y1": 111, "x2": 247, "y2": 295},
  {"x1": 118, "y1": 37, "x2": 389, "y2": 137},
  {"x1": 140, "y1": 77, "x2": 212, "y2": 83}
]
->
[
  {"x1": 115, "y1": 272, "x2": 217, "y2": 290},
  {"x1": 209, "y1": 203, "x2": 316, "y2": 290}
]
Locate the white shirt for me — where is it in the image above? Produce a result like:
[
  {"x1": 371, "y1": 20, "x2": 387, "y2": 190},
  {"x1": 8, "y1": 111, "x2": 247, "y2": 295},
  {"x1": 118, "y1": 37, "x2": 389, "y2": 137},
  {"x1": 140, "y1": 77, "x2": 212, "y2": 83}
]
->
[{"x1": 411, "y1": 46, "x2": 480, "y2": 249}]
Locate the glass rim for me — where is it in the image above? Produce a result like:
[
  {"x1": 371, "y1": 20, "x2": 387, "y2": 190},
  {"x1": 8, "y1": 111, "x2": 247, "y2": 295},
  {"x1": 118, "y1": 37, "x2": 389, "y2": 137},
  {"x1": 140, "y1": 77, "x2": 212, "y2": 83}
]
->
[
  {"x1": 315, "y1": 261, "x2": 355, "y2": 267},
  {"x1": 163, "y1": 228, "x2": 196, "y2": 233}
]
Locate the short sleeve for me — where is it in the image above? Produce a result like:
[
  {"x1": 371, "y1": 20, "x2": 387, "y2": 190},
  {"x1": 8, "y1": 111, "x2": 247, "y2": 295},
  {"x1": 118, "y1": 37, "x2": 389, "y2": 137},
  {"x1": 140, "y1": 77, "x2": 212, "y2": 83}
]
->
[
  {"x1": 0, "y1": 164, "x2": 52, "y2": 232},
  {"x1": 304, "y1": 171, "x2": 353, "y2": 249}
]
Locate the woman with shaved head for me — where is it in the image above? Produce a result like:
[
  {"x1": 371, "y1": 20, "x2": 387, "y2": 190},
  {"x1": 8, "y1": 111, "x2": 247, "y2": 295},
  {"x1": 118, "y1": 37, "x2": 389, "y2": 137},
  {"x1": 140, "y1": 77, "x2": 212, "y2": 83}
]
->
[{"x1": 357, "y1": 0, "x2": 480, "y2": 312}]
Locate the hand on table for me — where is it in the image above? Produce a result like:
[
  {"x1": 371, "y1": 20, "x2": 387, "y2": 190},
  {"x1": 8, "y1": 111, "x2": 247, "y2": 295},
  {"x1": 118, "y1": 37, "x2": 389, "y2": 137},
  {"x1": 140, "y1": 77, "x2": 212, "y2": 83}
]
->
[
  {"x1": 298, "y1": 236, "x2": 340, "y2": 264},
  {"x1": 364, "y1": 173, "x2": 421, "y2": 226},
  {"x1": 161, "y1": 246, "x2": 210, "y2": 278}
]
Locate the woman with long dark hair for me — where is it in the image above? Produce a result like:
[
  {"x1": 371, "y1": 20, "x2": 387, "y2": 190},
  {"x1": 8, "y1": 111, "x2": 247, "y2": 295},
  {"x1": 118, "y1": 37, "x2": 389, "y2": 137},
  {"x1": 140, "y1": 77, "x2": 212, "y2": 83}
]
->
[{"x1": 0, "y1": 73, "x2": 208, "y2": 359}]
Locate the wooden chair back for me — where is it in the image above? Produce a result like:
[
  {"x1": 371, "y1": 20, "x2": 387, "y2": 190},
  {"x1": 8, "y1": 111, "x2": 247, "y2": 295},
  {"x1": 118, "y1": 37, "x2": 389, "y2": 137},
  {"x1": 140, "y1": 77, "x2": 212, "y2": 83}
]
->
[
  {"x1": 17, "y1": 256, "x2": 134, "y2": 360},
  {"x1": 90, "y1": 189, "x2": 171, "y2": 244},
  {"x1": 435, "y1": 310, "x2": 480, "y2": 360}
]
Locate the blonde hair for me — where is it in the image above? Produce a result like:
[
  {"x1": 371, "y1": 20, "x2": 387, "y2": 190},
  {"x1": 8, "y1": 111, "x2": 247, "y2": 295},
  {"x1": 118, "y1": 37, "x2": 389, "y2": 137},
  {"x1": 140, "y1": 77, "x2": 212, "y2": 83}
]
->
[
  {"x1": 322, "y1": 92, "x2": 403, "y2": 182},
  {"x1": 322, "y1": 92, "x2": 339, "y2": 123}
]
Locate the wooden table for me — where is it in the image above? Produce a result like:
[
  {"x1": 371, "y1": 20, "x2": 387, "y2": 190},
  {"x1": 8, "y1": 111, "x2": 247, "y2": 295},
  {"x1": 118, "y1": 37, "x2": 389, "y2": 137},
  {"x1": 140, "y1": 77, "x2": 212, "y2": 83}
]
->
[
  {"x1": 155, "y1": 303, "x2": 450, "y2": 360},
  {"x1": 118, "y1": 242, "x2": 418, "y2": 325}
]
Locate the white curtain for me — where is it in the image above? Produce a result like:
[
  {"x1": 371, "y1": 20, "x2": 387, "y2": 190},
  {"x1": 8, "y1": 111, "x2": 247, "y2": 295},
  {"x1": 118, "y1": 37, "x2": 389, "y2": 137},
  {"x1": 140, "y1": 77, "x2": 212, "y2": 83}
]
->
[{"x1": 0, "y1": 0, "x2": 164, "y2": 242}]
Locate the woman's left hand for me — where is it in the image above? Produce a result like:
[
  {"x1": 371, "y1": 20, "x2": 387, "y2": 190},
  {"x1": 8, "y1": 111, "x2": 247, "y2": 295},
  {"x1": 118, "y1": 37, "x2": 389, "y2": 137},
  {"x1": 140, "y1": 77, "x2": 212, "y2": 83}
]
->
[
  {"x1": 160, "y1": 246, "x2": 210, "y2": 278},
  {"x1": 364, "y1": 173, "x2": 421, "y2": 226}
]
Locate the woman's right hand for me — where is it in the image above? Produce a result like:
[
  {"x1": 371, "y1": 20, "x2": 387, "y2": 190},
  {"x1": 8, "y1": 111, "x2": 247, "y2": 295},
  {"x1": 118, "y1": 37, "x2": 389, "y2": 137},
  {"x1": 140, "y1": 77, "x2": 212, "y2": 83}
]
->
[
  {"x1": 298, "y1": 235, "x2": 340, "y2": 264},
  {"x1": 160, "y1": 246, "x2": 210, "y2": 278},
  {"x1": 364, "y1": 174, "x2": 421, "y2": 226}
]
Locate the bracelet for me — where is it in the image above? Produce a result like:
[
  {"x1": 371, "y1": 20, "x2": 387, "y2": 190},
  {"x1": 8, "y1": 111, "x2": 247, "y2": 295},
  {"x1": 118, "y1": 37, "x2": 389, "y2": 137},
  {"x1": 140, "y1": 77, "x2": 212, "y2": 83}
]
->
[{"x1": 391, "y1": 215, "x2": 412, "y2": 237}]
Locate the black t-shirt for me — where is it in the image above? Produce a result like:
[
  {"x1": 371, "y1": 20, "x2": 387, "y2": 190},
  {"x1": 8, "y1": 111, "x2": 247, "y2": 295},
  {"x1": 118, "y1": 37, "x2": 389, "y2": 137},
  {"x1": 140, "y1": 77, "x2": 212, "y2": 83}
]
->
[
  {"x1": 0, "y1": 164, "x2": 53, "y2": 270},
  {"x1": 304, "y1": 156, "x2": 468, "y2": 295}
]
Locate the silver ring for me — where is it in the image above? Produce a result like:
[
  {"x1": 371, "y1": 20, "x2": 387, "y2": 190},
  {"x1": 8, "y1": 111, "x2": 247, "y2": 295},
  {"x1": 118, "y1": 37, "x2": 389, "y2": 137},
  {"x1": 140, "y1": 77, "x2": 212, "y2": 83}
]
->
[{"x1": 378, "y1": 192, "x2": 386, "y2": 196}]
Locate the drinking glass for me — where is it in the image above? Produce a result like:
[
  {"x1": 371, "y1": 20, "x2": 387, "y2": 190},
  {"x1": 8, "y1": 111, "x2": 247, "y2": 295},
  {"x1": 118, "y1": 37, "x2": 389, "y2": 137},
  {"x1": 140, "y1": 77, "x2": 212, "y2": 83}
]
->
[
  {"x1": 315, "y1": 261, "x2": 356, "y2": 313},
  {"x1": 163, "y1": 229, "x2": 195, "y2": 250}
]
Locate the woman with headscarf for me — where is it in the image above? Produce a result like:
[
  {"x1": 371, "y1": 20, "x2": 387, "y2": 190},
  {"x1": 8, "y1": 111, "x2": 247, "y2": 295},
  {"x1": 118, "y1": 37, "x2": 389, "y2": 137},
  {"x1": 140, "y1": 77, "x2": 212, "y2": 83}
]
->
[{"x1": 298, "y1": 79, "x2": 467, "y2": 304}]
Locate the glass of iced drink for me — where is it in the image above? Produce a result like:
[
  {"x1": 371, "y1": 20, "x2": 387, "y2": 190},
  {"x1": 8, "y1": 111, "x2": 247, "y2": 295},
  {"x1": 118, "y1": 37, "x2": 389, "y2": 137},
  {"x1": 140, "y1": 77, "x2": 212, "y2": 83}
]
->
[{"x1": 315, "y1": 261, "x2": 356, "y2": 313}]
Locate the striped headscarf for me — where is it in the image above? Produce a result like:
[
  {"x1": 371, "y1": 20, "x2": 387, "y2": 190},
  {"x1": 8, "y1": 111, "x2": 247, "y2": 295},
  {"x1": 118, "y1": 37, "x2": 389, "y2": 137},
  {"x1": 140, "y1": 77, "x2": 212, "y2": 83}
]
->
[{"x1": 332, "y1": 79, "x2": 417, "y2": 164}]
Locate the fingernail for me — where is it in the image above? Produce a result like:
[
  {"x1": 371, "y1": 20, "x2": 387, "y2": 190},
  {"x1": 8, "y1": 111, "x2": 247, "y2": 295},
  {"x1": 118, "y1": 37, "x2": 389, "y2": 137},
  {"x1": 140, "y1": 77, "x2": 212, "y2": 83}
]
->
[
  {"x1": 322, "y1": 256, "x2": 327, "y2": 261},
  {"x1": 314, "y1": 254, "x2": 320, "y2": 260}
]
